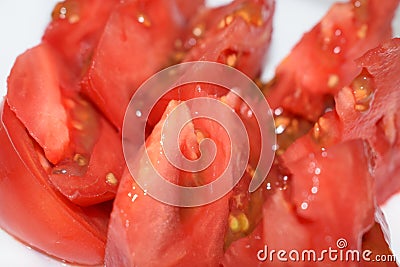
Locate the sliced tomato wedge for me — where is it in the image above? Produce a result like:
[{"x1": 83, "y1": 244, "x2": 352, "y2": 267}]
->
[
  {"x1": 7, "y1": 43, "x2": 124, "y2": 206},
  {"x1": 0, "y1": 103, "x2": 109, "y2": 265},
  {"x1": 283, "y1": 38, "x2": 400, "y2": 204},
  {"x1": 147, "y1": 0, "x2": 275, "y2": 131},
  {"x1": 222, "y1": 139, "x2": 391, "y2": 266},
  {"x1": 335, "y1": 38, "x2": 400, "y2": 203},
  {"x1": 106, "y1": 99, "x2": 239, "y2": 266},
  {"x1": 81, "y1": 0, "x2": 201, "y2": 130},
  {"x1": 264, "y1": 0, "x2": 399, "y2": 121},
  {"x1": 181, "y1": 0, "x2": 274, "y2": 79},
  {"x1": 7, "y1": 44, "x2": 70, "y2": 164},
  {"x1": 43, "y1": 0, "x2": 120, "y2": 77}
]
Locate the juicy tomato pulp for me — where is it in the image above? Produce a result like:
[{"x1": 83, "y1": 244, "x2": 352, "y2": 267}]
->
[{"x1": 0, "y1": 103, "x2": 110, "y2": 265}]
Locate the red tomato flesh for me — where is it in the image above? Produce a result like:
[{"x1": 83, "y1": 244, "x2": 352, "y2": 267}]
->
[
  {"x1": 0, "y1": 102, "x2": 109, "y2": 265},
  {"x1": 265, "y1": 0, "x2": 399, "y2": 121}
]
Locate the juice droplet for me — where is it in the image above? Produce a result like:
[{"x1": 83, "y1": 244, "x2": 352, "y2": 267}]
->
[{"x1": 136, "y1": 13, "x2": 151, "y2": 27}]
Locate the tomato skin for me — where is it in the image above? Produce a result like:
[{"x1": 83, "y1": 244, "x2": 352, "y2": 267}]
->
[
  {"x1": 0, "y1": 102, "x2": 108, "y2": 265},
  {"x1": 265, "y1": 0, "x2": 399, "y2": 121}
]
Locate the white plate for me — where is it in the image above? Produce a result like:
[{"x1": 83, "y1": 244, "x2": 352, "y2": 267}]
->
[{"x1": 0, "y1": 0, "x2": 399, "y2": 266}]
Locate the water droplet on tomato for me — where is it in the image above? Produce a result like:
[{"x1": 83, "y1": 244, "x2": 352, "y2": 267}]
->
[
  {"x1": 311, "y1": 186, "x2": 318, "y2": 194},
  {"x1": 333, "y1": 46, "x2": 341, "y2": 54},
  {"x1": 53, "y1": 168, "x2": 68, "y2": 175},
  {"x1": 334, "y1": 29, "x2": 342, "y2": 37},
  {"x1": 274, "y1": 107, "x2": 283, "y2": 116},
  {"x1": 136, "y1": 13, "x2": 151, "y2": 27},
  {"x1": 135, "y1": 110, "x2": 142, "y2": 117},
  {"x1": 301, "y1": 202, "x2": 309, "y2": 210},
  {"x1": 266, "y1": 182, "x2": 272, "y2": 190}
]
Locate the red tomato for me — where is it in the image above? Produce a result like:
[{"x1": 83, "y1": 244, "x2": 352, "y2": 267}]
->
[
  {"x1": 147, "y1": 0, "x2": 275, "y2": 133},
  {"x1": 283, "y1": 38, "x2": 400, "y2": 204},
  {"x1": 264, "y1": 0, "x2": 399, "y2": 121},
  {"x1": 223, "y1": 140, "x2": 383, "y2": 267},
  {"x1": 182, "y1": 0, "x2": 275, "y2": 79},
  {"x1": 106, "y1": 100, "x2": 234, "y2": 266},
  {"x1": 335, "y1": 38, "x2": 400, "y2": 203},
  {"x1": 0, "y1": 103, "x2": 109, "y2": 265},
  {"x1": 81, "y1": 0, "x2": 202, "y2": 130},
  {"x1": 7, "y1": 44, "x2": 70, "y2": 164},
  {"x1": 7, "y1": 43, "x2": 124, "y2": 206},
  {"x1": 43, "y1": 0, "x2": 120, "y2": 77}
]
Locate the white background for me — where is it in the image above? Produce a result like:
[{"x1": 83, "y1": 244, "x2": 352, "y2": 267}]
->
[{"x1": 0, "y1": 0, "x2": 399, "y2": 266}]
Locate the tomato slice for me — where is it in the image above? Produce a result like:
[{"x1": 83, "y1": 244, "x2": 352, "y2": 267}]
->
[
  {"x1": 81, "y1": 0, "x2": 201, "y2": 130},
  {"x1": 43, "y1": 0, "x2": 120, "y2": 77},
  {"x1": 283, "y1": 38, "x2": 400, "y2": 204},
  {"x1": 264, "y1": 0, "x2": 399, "y2": 121},
  {"x1": 181, "y1": 0, "x2": 274, "y2": 79},
  {"x1": 222, "y1": 139, "x2": 384, "y2": 266},
  {"x1": 147, "y1": 0, "x2": 275, "y2": 131},
  {"x1": 0, "y1": 102, "x2": 109, "y2": 265},
  {"x1": 106, "y1": 98, "x2": 240, "y2": 266},
  {"x1": 7, "y1": 43, "x2": 124, "y2": 206},
  {"x1": 7, "y1": 44, "x2": 70, "y2": 164},
  {"x1": 335, "y1": 38, "x2": 400, "y2": 203}
]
